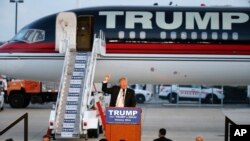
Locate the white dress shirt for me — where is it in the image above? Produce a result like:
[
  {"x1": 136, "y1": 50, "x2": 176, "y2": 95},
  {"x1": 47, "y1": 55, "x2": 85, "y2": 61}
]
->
[{"x1": 116, "y1": 89, "x2": 126, "y2": 107}]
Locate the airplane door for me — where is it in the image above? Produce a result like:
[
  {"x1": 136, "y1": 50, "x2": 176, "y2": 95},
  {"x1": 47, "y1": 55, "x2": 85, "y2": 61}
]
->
[
  {"x1": 77, "y1": 16, "x2": 94, "y2": 51},
  {"x1": 55, "y1": 12, "x2": 77, "y2": 53}
]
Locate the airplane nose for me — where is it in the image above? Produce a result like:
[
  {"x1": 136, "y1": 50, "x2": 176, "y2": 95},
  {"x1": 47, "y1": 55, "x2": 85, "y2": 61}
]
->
[{"x1": 0, "y1": 42, "x2": 12, "y2": 53}]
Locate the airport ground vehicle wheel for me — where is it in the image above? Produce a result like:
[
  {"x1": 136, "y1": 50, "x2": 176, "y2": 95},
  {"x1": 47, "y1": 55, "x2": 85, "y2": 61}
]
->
[
  {"x1": 169, "y1": 93, "x2": 178, "y2": 104},
  {"x1": 88, "y1": 128, "x2": 99, "y2": 138},
  {"x1": 205, "y1": 94, "x2": 220, "y2": 104},
  {"x1": 136, "y1": 94, "x2": 145, "y2": 103},
  {"x1": 0, "y1": 106, "x2": 4, "y2": 111},
  {"x1": 23, "y1": 94, "x2": 30, "y2": 108},
  {"x1": 9, "y1": 93, "x2": 25, "y2": 108}
]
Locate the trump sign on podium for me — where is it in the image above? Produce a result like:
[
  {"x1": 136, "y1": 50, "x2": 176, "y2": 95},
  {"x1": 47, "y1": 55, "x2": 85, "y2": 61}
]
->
[
  {"x1": 106, "y1": 107, "x2": 141, "y2": 124},
  {"x1": 105, "y1": 107, "x2": 142, "y2": 141}
]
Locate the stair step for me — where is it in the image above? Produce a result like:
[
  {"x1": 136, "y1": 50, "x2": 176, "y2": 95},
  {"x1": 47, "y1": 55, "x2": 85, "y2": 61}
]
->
[{"x1": 54, "y1": 51, "x2": 93, "y2": 139}]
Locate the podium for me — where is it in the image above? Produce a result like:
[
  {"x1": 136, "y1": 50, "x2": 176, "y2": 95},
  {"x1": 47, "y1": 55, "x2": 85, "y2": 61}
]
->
[{"x1": 105, "y1": 107, "x2": 141, "y2": 141}]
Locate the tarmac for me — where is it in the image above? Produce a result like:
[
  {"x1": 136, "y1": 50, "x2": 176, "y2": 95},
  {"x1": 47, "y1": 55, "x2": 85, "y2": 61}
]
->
[{"x1": 0, "y1": 102, "x2": 250, "y2": 141}]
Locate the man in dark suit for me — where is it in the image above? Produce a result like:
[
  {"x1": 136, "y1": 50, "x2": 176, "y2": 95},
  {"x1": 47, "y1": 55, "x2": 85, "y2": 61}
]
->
[
  {"x1": 154, "y1": 128, "x2": 172, "y2": 141},
  {"x1": 102, "y1": 75, "x2": 136, "y2": 107}
]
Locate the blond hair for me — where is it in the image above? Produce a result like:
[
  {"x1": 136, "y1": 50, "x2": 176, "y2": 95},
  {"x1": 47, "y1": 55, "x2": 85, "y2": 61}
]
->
[{"x1": 119, "y1": 77, "x2": 127, "y2": 82}]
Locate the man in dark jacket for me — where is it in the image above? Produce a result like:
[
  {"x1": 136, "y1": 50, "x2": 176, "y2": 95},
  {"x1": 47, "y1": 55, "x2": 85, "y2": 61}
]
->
[
  {"x1": 102, "y1": 75, "x2": 136, "y2": 107},
  {"x1": 154, "y1": 128, "x2": 172, "y2": 141}
]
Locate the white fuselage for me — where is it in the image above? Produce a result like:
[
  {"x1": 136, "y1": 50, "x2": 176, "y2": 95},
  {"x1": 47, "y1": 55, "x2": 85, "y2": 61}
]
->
[{"x1": 1, "y1": 53, "x2": 250, "y2": 85}]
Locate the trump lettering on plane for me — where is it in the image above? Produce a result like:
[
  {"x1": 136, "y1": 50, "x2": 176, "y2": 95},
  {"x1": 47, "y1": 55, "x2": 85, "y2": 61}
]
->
[{"x1": 99, "y1": 11, "x2": 249, "y2": 30}]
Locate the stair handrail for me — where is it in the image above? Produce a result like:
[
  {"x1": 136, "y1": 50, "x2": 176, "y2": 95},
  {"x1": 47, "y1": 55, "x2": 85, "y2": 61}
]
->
[
  {"x1": 88, "y1": 34, "x2": 99, "y2": 91},
  {"x1": 85, "y1": 31, "x2": 105, "y2": 108},
  {"x1": 80, "y1": 30, "x2": 106, "y2": 114},
  {"x1": 97, "y1": 30, "x2": 106, "y2": 55},
  {"x1": 54, "y1": 47, "x2": 70, "y2": 131},
  {"x1": 80, "y1": 34, "x2": 98, "y2": 113},
  {"x1": 99, "y1": 30, "x2": 106, "y2": 48}
]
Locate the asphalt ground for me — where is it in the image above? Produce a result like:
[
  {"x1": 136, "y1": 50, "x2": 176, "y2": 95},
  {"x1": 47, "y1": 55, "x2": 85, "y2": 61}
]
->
[{"x1": 0, "y1": 103, "x2": 249, "y2": 141}]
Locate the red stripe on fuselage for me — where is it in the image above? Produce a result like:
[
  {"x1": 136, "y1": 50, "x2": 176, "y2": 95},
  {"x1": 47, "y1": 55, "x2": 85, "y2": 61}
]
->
[
  {"x1": 0, "y1": 42, "x2": 56, "y2": 53},
  {"x1": 106, "y1": 43, "x2": 250, "y2": 55},
  {"x1": 1, "y1": 41, "x2": 250, "y2": 55}
]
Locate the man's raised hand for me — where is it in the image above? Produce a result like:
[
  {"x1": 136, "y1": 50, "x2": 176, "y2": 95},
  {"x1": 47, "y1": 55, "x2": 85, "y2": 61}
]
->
[{"x1": 104, "y1": 74, "x2": 111, "y2": 82}]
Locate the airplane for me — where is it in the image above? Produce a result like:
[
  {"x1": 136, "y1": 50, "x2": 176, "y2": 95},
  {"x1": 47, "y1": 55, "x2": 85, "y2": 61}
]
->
[{"x1": 0, "y1": 6, "x2": 250, "y2": 85}]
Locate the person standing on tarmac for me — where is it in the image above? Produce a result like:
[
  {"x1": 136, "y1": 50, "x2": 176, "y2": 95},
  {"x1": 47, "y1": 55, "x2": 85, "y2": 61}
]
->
[{"x1": 153, "y1": 128, "x2": 173, "y2": 141}]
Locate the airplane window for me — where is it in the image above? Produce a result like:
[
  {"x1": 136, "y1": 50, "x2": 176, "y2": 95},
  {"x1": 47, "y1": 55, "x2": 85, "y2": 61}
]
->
[
  {"x1": 191, "y1": 32, "x2": 197, "y2": 40},
  {"x1": 181, "y1": 32, "x2": 187, "y2": 40},
  {"x1": 222, "y1": 32, "x2": 228, "y2": 40},
  {"x1": 129, "y1": 31, "x2": 136, "y2": 39},
  {"x1": 33, "y1": 30, "x2": 45, "y2": 42},
  {"x1": 140, "y1": 31, "x2": 146, "y2": 39},
  {"x1": 12, "y1": 29, "x2": 45, "y2": 43},
  {"x1": 201, "y1": 32, "x2": 207, "y2": 40},
  {"x1": 22, "y1": 30, "x2": 35, "y2": 41},
  {"x1": 27, "y1": 30, "x2": 36, "y2": 42},
  {"x1": 118, "y1": 31, "x2": 125, "y2": 39},
  {"x1": 232, "y1": 32, "x2": 238, "y2": 40},
  {"x1": 170, "y1": 32, "x2": 177, "y2": 40},
  {"x1": 212, "y1": 32, "x2": 218, "y2": 40},
  {"x1": 160, "y1": 32, "x2": 166, "y2": 39}
]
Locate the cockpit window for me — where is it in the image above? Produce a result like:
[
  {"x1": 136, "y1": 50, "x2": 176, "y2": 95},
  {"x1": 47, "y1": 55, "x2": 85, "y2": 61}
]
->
[{"x1": 12, "y1": 29, "x2": 45, "y2": 43}]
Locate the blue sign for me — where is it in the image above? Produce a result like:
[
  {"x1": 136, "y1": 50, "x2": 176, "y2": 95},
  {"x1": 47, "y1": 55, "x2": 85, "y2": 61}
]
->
[{"x1": 106, "y1": 107, "x2": 141, "y2": 124}]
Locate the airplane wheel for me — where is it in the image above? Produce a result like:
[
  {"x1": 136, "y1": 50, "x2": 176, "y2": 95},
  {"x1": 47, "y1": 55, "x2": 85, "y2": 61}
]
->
[{"x1": 9, "y1": 93, "x2": 25, "y2": 108}]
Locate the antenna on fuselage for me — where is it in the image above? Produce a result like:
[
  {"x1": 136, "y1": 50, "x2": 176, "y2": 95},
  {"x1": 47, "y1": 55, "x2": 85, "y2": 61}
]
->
[{"x1": 153, "y1": 3, "x2": 158, "y2": 6}]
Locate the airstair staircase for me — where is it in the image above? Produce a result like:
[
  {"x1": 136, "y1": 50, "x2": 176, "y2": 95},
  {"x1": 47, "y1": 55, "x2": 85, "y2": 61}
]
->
[{"x1": 53, "y1": 32, "x2": 105, "y2": 139}]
